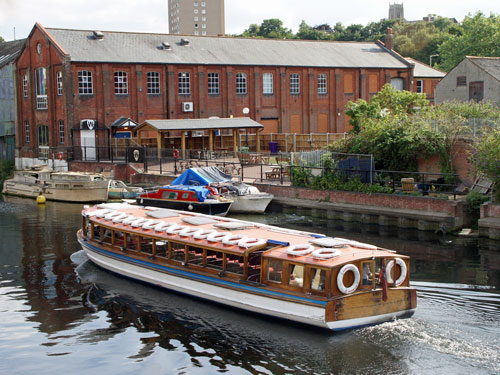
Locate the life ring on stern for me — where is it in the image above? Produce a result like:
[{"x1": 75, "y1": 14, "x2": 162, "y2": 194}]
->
[
  {"x1": 337, "y1": 264, "x2": 360, "y2": 294},
  {"x1": 57, "y1": 152, "x2": 63, "y2": 160},
  {"x1": 286, "y1": 244, "x2": 315, "y2": 256},
  {"x1": 173, "y1": 149, "x2": 180, "y2": 159},
  {"x1": 386, "y1": 258, "x2": 407, "y2": 286}
]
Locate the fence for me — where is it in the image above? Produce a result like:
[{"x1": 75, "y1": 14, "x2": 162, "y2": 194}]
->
[{"x1": 239, "y1": 133, "x2": 346, "y2": 153}]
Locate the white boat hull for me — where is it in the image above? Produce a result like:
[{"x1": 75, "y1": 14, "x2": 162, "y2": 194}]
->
[
  {"x1": 229, "y1": 193, "x2": 273, "y2": 213},
  {"x1": 79, "y1": 238, "x2": 414, "y2": 331}
]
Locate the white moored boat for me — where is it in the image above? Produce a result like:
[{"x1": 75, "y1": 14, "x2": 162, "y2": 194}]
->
[
  {"x1": 2, "y1": 166, "x2": 109, "y2": 203},
  {"x1": 77, "y1": 203, "x2": 416, "y2": 331}
]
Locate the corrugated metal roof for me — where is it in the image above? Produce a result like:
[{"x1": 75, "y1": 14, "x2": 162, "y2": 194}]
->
[
  {"x1": 468, "y1": 57, "x2": 500, "y2": 82},
  {"x1": 139, "y1": 117, "x2": 263, "y2": 131},
  {"x1": 405, "y1": 57, "x2": 445, "y2": 78},
  {"x1": 45, "y1": 27, "x2": 410, "y2": 69},
  {"x1": 0, "y1": 39, "x2": 25, "y2": 67}
]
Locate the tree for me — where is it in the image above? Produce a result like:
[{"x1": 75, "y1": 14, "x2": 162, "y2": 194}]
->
[
  {"x1": 438, "y1": 12, "x2": 500, "y2": 71},
  {"x1": 258, "y1": 19, "x2": 293, "y2": 39},
  {"x1": 295, "y1": 21, "x2": 333, "y2": 40},
  {"x1": 0, "y1": 36, "x2": 4, "y2": 43}
]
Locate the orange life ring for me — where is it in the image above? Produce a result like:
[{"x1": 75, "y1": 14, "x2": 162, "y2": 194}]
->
[
  {"x1": 57, "y1": 152, "x2": 63, "y2": 160},
  {"x1": 173, "y1": 149, "x2": 180, "y2": 159}
]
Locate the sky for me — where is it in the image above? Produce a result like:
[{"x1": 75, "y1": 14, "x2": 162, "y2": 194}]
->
[{"x1": 1, "y1": 0, "x2": 500, "y2": 41}]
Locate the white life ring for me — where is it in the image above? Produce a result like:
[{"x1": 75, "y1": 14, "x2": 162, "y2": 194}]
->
[
  {"x1": 179, "y1": 227, "x2": 203, "y2": 237},
  {"x1": 337, "y1": 264, "x2": 361, "y2": 294},
  {"x1": 112, "y1": 213, "x2": 128, "y2": 223},
  {"x1": 131, "y1": 218, "x2": 147, "y2": 227},
  {"x1": 386, "y1": 258, "x2": 407, "y2": 286},
  {"x1": 286, "y1": 244, "x2": 315, "y2": 256},
  {"x1": 193, "y1": 229, "x2": 218, "y2": 240},
  {"x1": 122, "y1": 216, "x2": 137, "y2": 225},
  {"x1": 142, "y1": 220, "x2": 158, "y2": 230},
  {"x1": 153, "y1": 222, "x2": 171, "y2": 232},
  {"x1": 222, "y1": 234, "x2": 248, "y2": 246},
  {"x1": 238, "y1": 237, "x2": 266, "y2": 248},
  {"x1": 206, "y1": 231, "x2": 231, "y2": 243},
  {"x1": 96, "y1": 209, "x2": 112, "y2": 218},
  {"x1": 312, "y1": 248, "x2": 341, "y2": 259},
  {"x1": 166, "y1": 224, "x2": 186, "y2": 235}
]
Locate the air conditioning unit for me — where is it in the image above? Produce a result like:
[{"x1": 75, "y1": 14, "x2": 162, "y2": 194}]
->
[{"x1": 182, "y1": 102, "x2": 193, "y2": 112}]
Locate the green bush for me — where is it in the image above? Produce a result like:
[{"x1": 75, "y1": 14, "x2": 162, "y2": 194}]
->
[{"x1": 466, "y1": 191, "x2": 490, "y2": 227}]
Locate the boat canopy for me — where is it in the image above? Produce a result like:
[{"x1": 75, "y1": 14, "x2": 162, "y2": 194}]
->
[{"x1": 172, "y1": 167, "x2": 232, "y2": 186}]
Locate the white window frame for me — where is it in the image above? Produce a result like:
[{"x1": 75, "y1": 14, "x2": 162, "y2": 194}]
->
[
  {"x1": 236, "y1": 73, "x2": 247, "y2": 94},
  {"x1": 416, "y1": 80, "x2": 423, "y2": 93},
  {"x1": 208, "y1": 72, "x2": 219, "y2": 94},
  {"x1": 114, "y1": 71, "x2": 128, "y2": 95},
  {"x1": 78, "y1": 70, "x2": 93, "y2": 95},
  {"x1": 178, "y1": 72, "x2": 191, "y2": 95},
  {"x1": 57, "y1": 71, "x2": 63, "y2": 96},
  {"x1": 147, "y1": 72, "x2": 160, "y2": 94},
  {"x1": 202, "y1": 31, "x2": 206, "y2": 36},
  {"x1": 263, "y1": 73, "x2": 273, "y2": 95},
  {"x1": 35, "y1": 67, "x2": 48, "y2": 110},
  {"x1": 201, "y1": 9, "x2": 206, "y2": 14},
  {"x1": 24, "y1": 120, "x2": 30, "y2": 144},
  {"x1": 202, "y1": 24, "x2": 206, "y2": 29},
  {"x1": 23, "y1": 74, "x2": 28, "y2": 98},
  {"x1": 317, "y1": 74, "x2": 327, "y2": 95},
  {"x1": 194, "y1": 9, "x2": 198, "y2": 14},
  {"x1": 290, "y1": 73, "x2": 300, "y2": 95},
  {"x1": 59, "y1": 120, "x2": 65, "y2": 144}
]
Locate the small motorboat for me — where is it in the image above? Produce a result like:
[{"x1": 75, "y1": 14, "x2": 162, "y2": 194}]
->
[
  {"x1": 136, "y1": 184, "x2": 233, "y2": 216},
  {"x1": 172, "y1": 167, "x2": 273, "y2": 213}
]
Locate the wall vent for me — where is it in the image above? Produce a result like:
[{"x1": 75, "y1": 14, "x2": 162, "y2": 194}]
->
[{"x1": 93, "y1": 31, "x2": 104, "y2": 40}]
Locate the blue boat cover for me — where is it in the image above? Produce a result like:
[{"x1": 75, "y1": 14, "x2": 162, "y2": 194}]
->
[{"x1": 171, "y1": 167, "x2": 232, "y2": 186}]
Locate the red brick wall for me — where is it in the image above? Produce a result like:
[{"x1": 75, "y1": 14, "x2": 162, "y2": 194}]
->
[
  {"x1": 255, "y1": 183, "x2": 464, "y2": 216},
  {"x1": 481, "y1": 203, "x2": 500, "y2": 219}
]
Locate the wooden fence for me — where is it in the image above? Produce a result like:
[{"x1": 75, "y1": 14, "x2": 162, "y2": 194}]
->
[{"x1": 239, "y1": 133, "x2": 346, "y2": 152}]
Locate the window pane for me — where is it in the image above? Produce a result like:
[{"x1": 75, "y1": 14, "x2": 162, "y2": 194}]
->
[
  {"x1": 288, "y1": 264, "x2": 304, "y2": 287},
  {"x1": 236, "y1": 73, "x2": 247, "y2": 94},
  {"x1": 147, "y1": 72, "x2": 160, "y2": 94},
  {"x1": 114, "y1": 71, "x2": 128, "y2": 94},
  {"x1": 290, "y1": 73, "x2": 300, "y2": 95},
  {"x1": 263, "y1": 73, "x2": 273, "y2": 94},
  {"x1": 208, "y1": 72, "x2": 219, "y2": 94},
  {"x1": 267, "y1": 259, "x2": 283, "y2": 283},
  {"x1": 178, "y1": 72, "x2": 191, "y2": 94},
  {"x1": 317, "y1": 74, "x2": 327, "y2": 95},
  {"x1": 311, "y1": 268, "x2": 326, "y2": 291},
  {"x1": 78, "y1": 71, "x2": 93, "y2": 95}
]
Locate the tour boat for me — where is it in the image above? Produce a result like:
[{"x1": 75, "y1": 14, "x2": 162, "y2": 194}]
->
[
  {"x1": 136, "y1": 185, "x2": 233, "y2": 216},
  {"x1": 2, "y1": 166, "x2": 109, "y2": 203},
  {"x1": 77, "y1": 203, "x2": 417, "y2": 331},
  {"x1": 171, "y1": 167, "x2": 273, "y2": 213}
]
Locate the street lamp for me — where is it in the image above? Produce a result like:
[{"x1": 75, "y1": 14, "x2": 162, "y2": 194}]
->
[{"x1": 429, "y1": 54, "x2": 439, "y2": 66}]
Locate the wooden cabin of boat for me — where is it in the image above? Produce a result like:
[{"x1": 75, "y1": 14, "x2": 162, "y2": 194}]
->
[{"x1": 78, "y1": 204, "x2": 416, "y2": 330}]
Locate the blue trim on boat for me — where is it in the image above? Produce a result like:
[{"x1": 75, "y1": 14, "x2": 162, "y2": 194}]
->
[
  {"x1": 82, "y1": 240, "x2": 326, "y2": 307},
  {"x1": 266, "y1": 239, "x2": 290, "y2": 246}
]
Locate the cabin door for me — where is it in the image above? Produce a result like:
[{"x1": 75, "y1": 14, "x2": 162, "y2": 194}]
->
[{"x1": 80, "y1": 130, "x2": 96, "y2": 160}]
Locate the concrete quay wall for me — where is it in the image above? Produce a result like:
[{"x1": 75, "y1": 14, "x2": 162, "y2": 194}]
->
[
  {"x1": 254, "y1": 183, "x2": 466, "y2": 232},
  {"x1": 479, "y1": 203, "x2": 500, "y2": 240}
]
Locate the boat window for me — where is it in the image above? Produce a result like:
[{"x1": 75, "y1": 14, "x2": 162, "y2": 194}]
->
[
  {"x1": 181, "y1": 192, "x2": 190, "y2": 199},
  {"x1": 267, "y1": 259, "x2": 283, "y2": 283},
  {"x1": 288, "y1": 264, "x2": 304, "y2": 288},
  {"x1": 310, "y1": 268, "x2": 326, "y2": 291},
  {"x1": 206, "y1": 250, "x2": 224, "y2": 271},
  {"x1": 187, "y1": 245, "x2": 204, "y2": 265},
  {"x1": 155, "y1": 240, "x2": 168, "y2": 258},
  {"x1": 361, "y1": 261, "x2": 375, "y2": 288},
  {"x1": 102, "y1": 228, "x2": 112, "y2": 244},
  {"x1": 162, "y1": 191, "x2": 178, "y2": 200},
  {"x1": 225, "y1": 254, "x2": 244, "y2": 275},
  {"x1": 139, "y1": 236, "x2": 153, "y2": 255},
  {"x1": 93, "y1": 224, "x2": 101, "y2": 240},
  {"x1": 170, "y1": 242, "x2": 185, "y2": 262},
  {"x1": 127, "y1": 234, "x2": 141, "y2": 253},
  {"x1": 114, "y1": 231, "x2": 125, "y2": 249}
]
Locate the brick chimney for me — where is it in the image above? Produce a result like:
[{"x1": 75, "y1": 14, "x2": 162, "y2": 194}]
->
[{"x1": 385, "y1": 28, "x2": 394, "y2": 50}]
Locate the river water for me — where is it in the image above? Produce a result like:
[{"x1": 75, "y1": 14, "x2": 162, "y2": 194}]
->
[{"x1": 1, "y1": 196, "x2": 499, "y2": 375}]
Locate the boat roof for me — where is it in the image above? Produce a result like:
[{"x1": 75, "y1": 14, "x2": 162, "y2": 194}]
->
[{"x1": 84, "y1": 203, "x2": 405, "y2": 268}]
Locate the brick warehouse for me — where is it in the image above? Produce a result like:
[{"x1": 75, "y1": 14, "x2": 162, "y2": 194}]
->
[{"x1": 15, "y1": 23, "x2": 413, "y2": 169}]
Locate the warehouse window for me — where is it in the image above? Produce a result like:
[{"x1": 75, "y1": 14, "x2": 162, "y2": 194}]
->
[
  {"x1": 78, "y1": 71, "x2": 93, "y2": 95},
  {"x1": 147, "y1": 72, "x2": 160, "y2": 94},
  {"x1": 114, "y1": 71, "x2": 128, "y2": 94},
  {"x1": 178, "y1": 72, "x2": 191, "y2": 95},
  {"x1": 317, "y1": 74, "x2": 327, "y2": 95},
  {"x1": 236, "y1": 73, "x2": 247, "y2": 94},
  {"x1": 57, "y1": 71, "x2": 63, "y2": 96},
  {"x1": 290, "y1": 73, "x2": 300, "y2": 95},
  {"x1": 208, "y1": 72, "x2": 219, "y2": 94}
]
